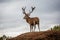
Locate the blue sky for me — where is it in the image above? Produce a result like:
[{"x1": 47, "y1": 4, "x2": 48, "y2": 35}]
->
[{"x1": 0, "y1": 0, "x2": 60, "y2": 37}]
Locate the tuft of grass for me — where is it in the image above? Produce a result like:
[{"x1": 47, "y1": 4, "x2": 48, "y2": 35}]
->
[{"x1": 51, "y1": 25, "x2": 60, "y2": 31}]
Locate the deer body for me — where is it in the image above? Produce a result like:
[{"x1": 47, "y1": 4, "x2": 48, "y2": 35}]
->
[
  {"x1": 26, "y1": 17, "x2": 39, "y2": 25},
  {"x1": 22, "y1": 7, "x2": 40, "y2": 32}
]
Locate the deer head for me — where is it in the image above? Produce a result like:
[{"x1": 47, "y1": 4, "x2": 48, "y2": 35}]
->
[{"x1": 22, "y1": 6, "x2": 35, "y2": 19}]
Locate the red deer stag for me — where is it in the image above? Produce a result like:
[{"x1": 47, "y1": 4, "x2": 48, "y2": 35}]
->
[{"x1": 22, "y1": 7, "x2": 40, "y2": 32}]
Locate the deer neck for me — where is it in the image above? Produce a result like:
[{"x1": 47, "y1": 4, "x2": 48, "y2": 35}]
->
[{"x1": 25, "y1": 17, "x2": 30, "y2": 23}]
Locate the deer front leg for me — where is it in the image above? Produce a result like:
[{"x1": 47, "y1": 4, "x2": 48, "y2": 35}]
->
[
  {"x1": 30, "y1": 25, "x2": 33, "y2": 32},
  {"x1": 30, "y1": 25, "x2": 31, "y2": 32},
  {"x1": 30, "y1": 25, "x2": 32, "y2": 32}
]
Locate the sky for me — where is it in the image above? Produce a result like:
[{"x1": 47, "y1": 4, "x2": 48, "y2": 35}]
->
[{"x1": 0, "y1": 0, "x2": 60, "y2": 37}]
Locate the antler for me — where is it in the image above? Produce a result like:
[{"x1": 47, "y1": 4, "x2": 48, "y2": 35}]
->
[
  {"x1": 29, "y1": 6, "x2": 35, "y2": 14},
  {"x1": 22, "y1": 7, "x2": 26, "y2": 15},
  {"x1": 22, "y1": 6, "x2": 35, "y2": 16}
]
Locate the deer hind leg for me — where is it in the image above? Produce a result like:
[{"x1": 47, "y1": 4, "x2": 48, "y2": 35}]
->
[
  {"x1": 38, "y1": 23, "x2": 40, "y2": 31},
  {"x1": 33, "y1": 21, "x2": 36, "y2": 32}
]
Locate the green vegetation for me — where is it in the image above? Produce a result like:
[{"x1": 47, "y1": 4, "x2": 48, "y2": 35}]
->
[
  {"x1": 51, "y1": 25, "x2": 60, "y2": 31},
  {"x1": 0, "y1": 35, "x2": 12, "y2": 40}
]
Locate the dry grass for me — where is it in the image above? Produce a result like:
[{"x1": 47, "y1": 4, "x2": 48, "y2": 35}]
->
[{"x1": 8, "y1": 30, "x2": 60, "y2": 40}]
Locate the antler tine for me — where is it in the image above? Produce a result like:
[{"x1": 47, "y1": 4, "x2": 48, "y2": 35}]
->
[
  {"x1": 22, "y1": 7, "x2": 26, "y2": 11},
  {"x1": 31, "y1": 6, "x2": 35, "y2": 11}
]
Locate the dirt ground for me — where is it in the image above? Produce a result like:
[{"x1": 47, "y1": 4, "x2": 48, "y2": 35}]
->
[{"x1": 8, "y1": 30, "x2": 60, "y2": 40}]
